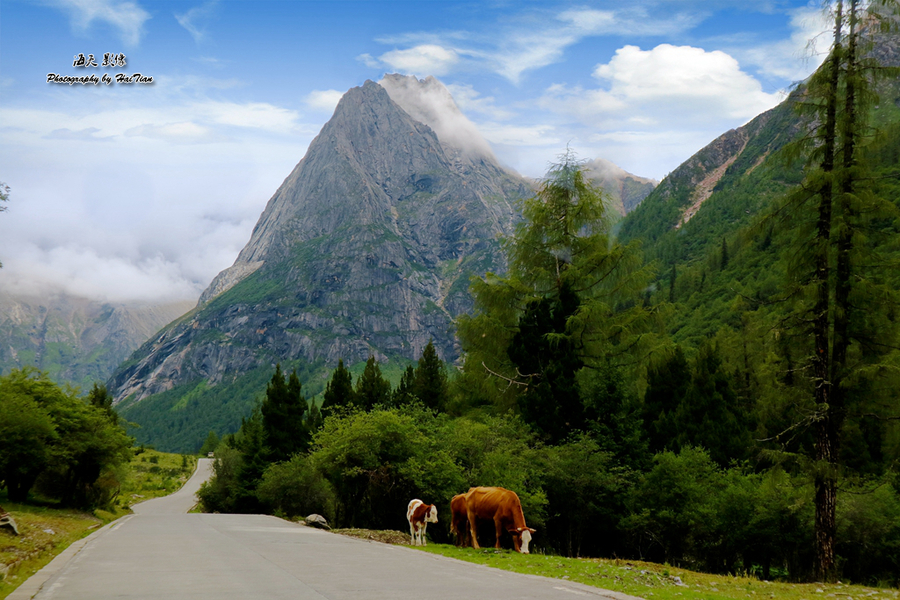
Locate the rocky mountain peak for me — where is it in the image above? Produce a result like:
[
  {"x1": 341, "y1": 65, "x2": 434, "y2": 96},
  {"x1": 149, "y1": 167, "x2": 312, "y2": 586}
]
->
[{"x1": 110, "y1": 76, "x2": 533, "y2": 417}]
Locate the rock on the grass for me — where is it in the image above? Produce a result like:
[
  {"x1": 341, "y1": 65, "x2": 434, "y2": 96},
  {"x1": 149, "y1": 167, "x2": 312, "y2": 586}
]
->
[{"x1": 305, "y1": 514, "x2": 330, "y2": 530}]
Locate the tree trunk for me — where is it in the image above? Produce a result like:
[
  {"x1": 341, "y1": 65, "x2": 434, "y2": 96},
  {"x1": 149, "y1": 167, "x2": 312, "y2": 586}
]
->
[{"x1": 812, "y1": 1, "x2": 843, "y2": 582}]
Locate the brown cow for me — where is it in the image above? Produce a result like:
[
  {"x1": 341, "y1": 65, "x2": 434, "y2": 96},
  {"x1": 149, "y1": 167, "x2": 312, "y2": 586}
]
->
[
  {"x1": 406, "y1": 498, "x2": 438, "y2": 546},
  {"x1": 464, "y1": 486, "x2": 536, "y2": 553},
  {"x1": 449, "y1": 493, "x2": 470, "y2": 547}
]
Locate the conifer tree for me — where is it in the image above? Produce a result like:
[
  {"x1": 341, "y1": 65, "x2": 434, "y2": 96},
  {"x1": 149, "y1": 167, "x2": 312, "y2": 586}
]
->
[
  {"x1": 86, "y1": 382, "x2": 117, "y2": 424},
  {"x1": 260, "y1": 364, "x2": 309, "y2": 462},
  {"x1": 412, "y1": 340, "x2": 449, "y2": 412},
  {"x1": 321, "y1": 359, "x2": 355, "y2": 413},
  {"x1": 769, "y1": 0, "x2": 900, "y2": 579},
  {"x1": 392, "y1": 364, "x2": 416, "y2": 406},
  {"x1": 458, "y1": 149, "x2": 656, "y2": 441},
  {"x1": 305, "y1": 400, "x2": 324, "y2": 432},
  {"x1": 233, "y1": 405, "x2": 267, "y2": 513},
  {"x1": 642, "y1": 346, "x2": 691, "y2": 453},
  {"x1": 354, "y1": 356, "x2": 391, "y2": 410}
]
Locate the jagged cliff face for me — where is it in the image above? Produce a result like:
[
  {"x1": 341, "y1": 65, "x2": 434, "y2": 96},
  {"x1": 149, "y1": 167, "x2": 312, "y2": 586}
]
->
[
  {"x1": 109, "y1": 77, "x2": 533, "y2": 406},
  {"x1": 0, "y1": 291, "x2": 192, "y2": 389}
]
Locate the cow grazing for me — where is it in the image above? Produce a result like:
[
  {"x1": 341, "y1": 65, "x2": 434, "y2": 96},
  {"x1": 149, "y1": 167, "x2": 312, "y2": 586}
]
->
[
  {"x1": 406, "y1": 499, "x2": 438, "y2": 546},
  {"x1": 449, "y1": 493, "x2": 470, "y2": 547},
  {"x1": 464, "y1": 486, "x2": 536, "y2": 554}
]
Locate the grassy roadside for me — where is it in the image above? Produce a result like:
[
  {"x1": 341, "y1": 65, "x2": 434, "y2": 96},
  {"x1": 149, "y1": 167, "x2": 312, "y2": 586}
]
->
[
  {"x1": 333, "y1": 529, "x2": 898, "y2": 600},
  {"x1": 0, "y1": 449, "x2": 197, "y2": 599},
  {"x1": 415, "y1": 545, "x2": 900, "y2": 600}
]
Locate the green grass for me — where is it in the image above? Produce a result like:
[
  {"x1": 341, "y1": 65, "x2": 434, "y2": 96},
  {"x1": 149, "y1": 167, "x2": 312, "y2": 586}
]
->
[
  {"x1": 0, "y1": 449, "x2": 198, "y2": 599},
  {"x1": 120, "y1": 448, "x2": 198, "y2": 510},
  {"x1": 415, "y1": 544, "x2": 900, "y2": 600}
]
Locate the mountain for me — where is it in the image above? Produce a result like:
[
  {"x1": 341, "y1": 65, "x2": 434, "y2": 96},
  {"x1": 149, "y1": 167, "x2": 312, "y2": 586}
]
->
[
  {"x1": 617, "y1": 21, "x2": 900, "y2": 351},
  {"x1": 0, "y1": 290, "x2": 192, "y2": 389},
  {"x1": 620, "y1": 21, "x2": 900, "y2": 269},
  {"x1": 582, "y1": 158, "x2": 657, "y2": 216},
  {"x1": 108, "y1": 76, "x2": 534, "y2": 451}
]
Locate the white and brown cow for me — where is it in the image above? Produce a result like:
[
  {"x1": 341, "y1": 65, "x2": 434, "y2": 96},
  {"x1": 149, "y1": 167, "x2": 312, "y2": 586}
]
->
[
  {"x1": 406, "y1": 498, "x2": 438, "y2": 546},
  {"x1": 464, "y1": 486, "x2": 536, "y2": 553}
]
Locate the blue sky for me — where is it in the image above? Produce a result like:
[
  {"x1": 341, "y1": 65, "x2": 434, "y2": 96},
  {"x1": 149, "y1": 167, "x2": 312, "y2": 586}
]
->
[{"x1": 0, "y1": 0, "x2": 832, "y2": 304}]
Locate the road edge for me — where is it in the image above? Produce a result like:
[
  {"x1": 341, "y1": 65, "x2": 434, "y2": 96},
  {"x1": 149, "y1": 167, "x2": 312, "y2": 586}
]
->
[{"x1": 5, "y1": 517, "x2": 126, "y2": 600}]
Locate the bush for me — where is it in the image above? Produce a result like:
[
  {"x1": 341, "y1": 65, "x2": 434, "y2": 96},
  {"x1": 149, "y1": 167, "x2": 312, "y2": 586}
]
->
[
  {"x1": 309, "y1": 407, "x2": 465, "y2": 530},
  {"x1": 257, "y1": 455, "x2": 336, "y2": 520},
  {"x1": 837, "y1": 479, "x2": 900, "y2": 586}
]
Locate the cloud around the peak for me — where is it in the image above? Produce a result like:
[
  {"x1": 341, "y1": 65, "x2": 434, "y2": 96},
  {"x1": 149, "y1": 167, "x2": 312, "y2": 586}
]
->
[
  {"x1": 378, "y1": 74, "x2": 496, "y2": 161},
  {"x1": 360, "y1": 44, "x2": 461, "y2": 77}
]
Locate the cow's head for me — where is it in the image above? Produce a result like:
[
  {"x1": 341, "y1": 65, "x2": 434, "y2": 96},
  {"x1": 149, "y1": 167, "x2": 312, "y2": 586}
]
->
[
  {"x1": 426, "y1": 505, "x2": 438, "y2": 523},
  {"x1": 509, "y1": 526, "x2": 536, "y2": 554}
]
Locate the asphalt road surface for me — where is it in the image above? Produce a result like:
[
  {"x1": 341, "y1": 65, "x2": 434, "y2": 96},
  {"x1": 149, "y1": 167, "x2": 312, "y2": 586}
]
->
[{"x1": 16, "y1": 459, "x2": 641, "y2": 600}]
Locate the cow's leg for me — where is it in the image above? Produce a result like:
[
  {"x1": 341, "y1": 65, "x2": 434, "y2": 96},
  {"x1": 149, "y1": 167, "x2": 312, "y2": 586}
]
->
[
  {"x1": 467, "y1": 510, "x2": 481, "y2": 549},
  {"x1": 421, "y1": 522, "x2": 427, "y2": 546},
  {"x1": 409, "y1": 521, "x2": 416, "y2": 545},
  {"x1": 494, "y1": 517, "x2": 504, "y2": 549}
]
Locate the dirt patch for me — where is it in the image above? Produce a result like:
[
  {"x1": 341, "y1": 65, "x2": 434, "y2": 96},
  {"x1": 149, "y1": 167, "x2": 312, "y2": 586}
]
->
[{"x1": 333, "y1": 528, "x2": 411, "y2": 545}]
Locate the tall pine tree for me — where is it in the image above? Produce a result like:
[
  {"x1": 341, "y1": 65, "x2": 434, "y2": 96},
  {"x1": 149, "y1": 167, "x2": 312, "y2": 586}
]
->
[
  {"x1": 412, "y1": 340, "x2": 449, "y2": 412},
  {"x1": 458, "y1": 149, "x2": 657, "y2": 441},
  {"x1": 260, "y1": 364, "x2": 309, "y2": 462},
  {"x1": 769, "y1": 0, "x2": 900, "y2": 579},
  {"x1": 354, "y1": 356, "x2": 391, "y2": 410},
  {"x1": 321, "y1": 359, "x2": 355, "y2": 413}
]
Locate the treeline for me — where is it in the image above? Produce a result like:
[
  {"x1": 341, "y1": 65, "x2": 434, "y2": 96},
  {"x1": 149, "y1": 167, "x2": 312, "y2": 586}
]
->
[{"x1": 0, "y1": 368, "x2": 132, "y2": 509}]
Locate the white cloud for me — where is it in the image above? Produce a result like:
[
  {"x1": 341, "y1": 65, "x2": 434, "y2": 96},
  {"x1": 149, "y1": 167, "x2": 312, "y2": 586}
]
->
[
  {"x1": 48, "y1": 0, "x2": 151, "y2": 46},
  {"x1": 1, "y1": 245, "x2": 203, "y2": 304},
  {"x1": 0, "y1": 91, "x2": 316, "y2": 304},
  {"x1": 444, "y1": 84, "x2": 512, "y2": 120},
  {"x1": 356, "y1": 53, "x2": 381, "y2": 69},
  {"x1": 175, "y1": 1, "x2": 218, "y2": 44},
  {"x1": 377, "y1": 44, "x2": 460, "y2": 76},
  {"x1": 557, "y1": 8, "x2": 616, "y2": 33},
  {"x1": 45, "y1": 127, "x2": 113, "y2": 141},
  {"x1": 191, "y1": 101, "x2": 302, "y2": 133},
  {"x1": 367, "y1": 7, "x2": 701, "y2": 84},
  {"x1": 542, "y1": 44, "x2": 780, "y2": 129},
  {"x1": 737, "y1": 6, "x2": 832, "y2": 82},
  {"x1": 124, "y1": 121, "x2": 226, "y2": 144},
  {"x1": 305, "y1": 89, "x2": 345, "y2": 113},
  {"x1": 477, "y1": 122, "x2": 560, "y2": 147}
]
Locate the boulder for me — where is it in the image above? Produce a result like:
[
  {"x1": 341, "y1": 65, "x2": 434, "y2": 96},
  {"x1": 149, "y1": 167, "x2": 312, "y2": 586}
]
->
[
  {"x1": 0, "y1": 509, "x2": 19, "y2": 536},
  {"x1": 305, "y1": 514, "x2": 330, "y2": 530}
]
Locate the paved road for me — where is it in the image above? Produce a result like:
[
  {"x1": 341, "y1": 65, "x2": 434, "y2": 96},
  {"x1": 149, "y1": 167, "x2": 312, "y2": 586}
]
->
[{"x1": 16, "y1": 459, "x2": 641, "y2": 600}]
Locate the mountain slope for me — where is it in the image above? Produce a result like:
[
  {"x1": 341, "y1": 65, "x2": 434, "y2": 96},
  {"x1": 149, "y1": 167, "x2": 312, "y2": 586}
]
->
[
  {"x1": 617, "y1": 22, "x2": 900, "y2": 354},
  {"x1": 0, "y1": 291, "x2": 192, "y2": 389},
  {"x1": 108, "y1": 77, "x2": 534, "y2": 450},
  {"x1": 583, "y1": 158, "x2": 657, "y2": 216}
]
